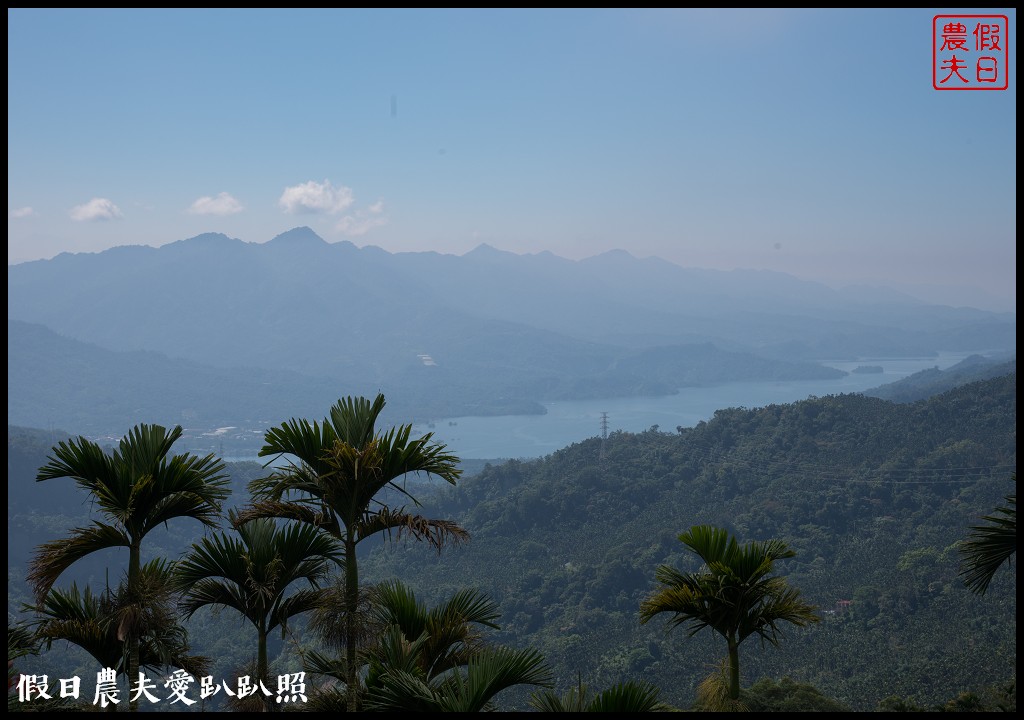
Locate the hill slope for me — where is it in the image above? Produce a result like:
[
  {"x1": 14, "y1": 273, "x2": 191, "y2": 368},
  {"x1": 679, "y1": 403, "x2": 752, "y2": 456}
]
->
[{"x1": 362, "y1": 374, "x2": 1018, "y2": 710}]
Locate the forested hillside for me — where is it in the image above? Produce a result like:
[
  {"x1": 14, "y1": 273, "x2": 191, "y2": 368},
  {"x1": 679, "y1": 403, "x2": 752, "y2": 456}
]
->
[
  {"x1": 7, "y1": 373, "x2": 1016, "y2": 711},
  {"x1": 361, "y1": 374, "x2": 1018, "y2": 710}
]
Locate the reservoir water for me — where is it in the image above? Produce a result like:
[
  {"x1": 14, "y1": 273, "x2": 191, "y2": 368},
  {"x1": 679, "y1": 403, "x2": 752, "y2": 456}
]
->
[{"x1": 409, "y1": 351, "x2": 998, "y2": 460}]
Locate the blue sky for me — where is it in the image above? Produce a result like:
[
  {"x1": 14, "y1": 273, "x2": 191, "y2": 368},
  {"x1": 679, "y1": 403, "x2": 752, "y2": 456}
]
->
[{"x1": 7, "y1": 8, "x2": 1017, "y2": 310}]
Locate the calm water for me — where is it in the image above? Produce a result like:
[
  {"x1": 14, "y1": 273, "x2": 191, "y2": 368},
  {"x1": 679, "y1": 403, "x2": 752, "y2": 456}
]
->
[{"x1": 410, "y1": 351, "x2": 993, "y2": 460}]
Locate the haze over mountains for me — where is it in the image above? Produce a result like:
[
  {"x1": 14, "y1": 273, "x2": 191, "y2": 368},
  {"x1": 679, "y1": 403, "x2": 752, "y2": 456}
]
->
[{"x1": 7, "y1": 227, "x2": 1016, "y2": 435}]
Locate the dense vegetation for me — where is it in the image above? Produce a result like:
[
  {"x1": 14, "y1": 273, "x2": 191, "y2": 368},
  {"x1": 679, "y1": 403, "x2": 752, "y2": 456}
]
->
[
  {"x1": 360, "y1": 373, "x2": 1017, "y2": 710},
  {"x1": 7, "y1": 372, "x2": 1017, "y2": 711}
]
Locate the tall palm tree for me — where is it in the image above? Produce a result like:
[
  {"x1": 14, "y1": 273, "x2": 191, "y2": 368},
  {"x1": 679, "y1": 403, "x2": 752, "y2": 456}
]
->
[
  {"x1": 29, "y1": 423, "x2": 229, "y2": 710},
  {"x1": 960, "y1": 487, "x2": 1016, "y2": 595},
  {"x1": 639, "y1": 525, "x2": 819, "y2": 701},
  {"x1": 174, "y1": 511, "x2": 341, "y2": 708},
  {"x1": 235, "y1": 394, "x2": 466, "y2": 710}
]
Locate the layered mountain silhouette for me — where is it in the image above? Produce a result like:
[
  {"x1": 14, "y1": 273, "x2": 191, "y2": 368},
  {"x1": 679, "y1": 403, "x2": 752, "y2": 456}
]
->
[{"x1": 7, "y1": 228, "x2": 1016, "y2": 434}]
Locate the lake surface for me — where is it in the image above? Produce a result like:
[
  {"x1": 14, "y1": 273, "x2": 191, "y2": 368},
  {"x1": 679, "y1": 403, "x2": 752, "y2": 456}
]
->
[{"x1": 410, "y1": 351, "x2": 993, "y2": 460}]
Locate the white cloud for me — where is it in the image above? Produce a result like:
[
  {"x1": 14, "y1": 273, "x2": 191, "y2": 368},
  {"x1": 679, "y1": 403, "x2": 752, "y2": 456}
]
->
[
  {"x1": 8, "y1": 206, "x2": 34, "y2": 219},
  {"x1": 336, "y1": 200, "x2": 387, "y2": 236},
  {"x1": 278, "y1": 179, "x2": 354, "y2": 215},
  {"x1": 188, "y1": 192, "x2": 243, "y2": 216},
  {"x1": 70, "y1": 198, "x2": 123, "y2": 221}
]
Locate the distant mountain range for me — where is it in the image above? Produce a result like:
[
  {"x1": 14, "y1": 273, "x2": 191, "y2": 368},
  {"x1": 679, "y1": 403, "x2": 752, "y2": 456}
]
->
[{"x1": 7, "y1": 227, "x2": 1016, "y2": 434}]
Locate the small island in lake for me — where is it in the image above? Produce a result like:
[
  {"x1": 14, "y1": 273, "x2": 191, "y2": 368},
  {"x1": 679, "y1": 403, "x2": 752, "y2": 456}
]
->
[{"x1": 852, "y1": 365, "x2": 884, "y2": 374}]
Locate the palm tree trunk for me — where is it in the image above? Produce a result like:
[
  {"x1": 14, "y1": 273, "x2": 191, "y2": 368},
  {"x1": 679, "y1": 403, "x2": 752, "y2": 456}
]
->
[
  {"x1": 258, "y1": 625, "x2": 274, "y2": 712},
  {"x1": 727, "y1": 633, "x2": 740, "y2": 701},
  {"x1": 345, "y1": 531, "x2": 359, "y2": 712},
  {"x1": 128, "y1": 539, "x2": 141, "y2": 712}
]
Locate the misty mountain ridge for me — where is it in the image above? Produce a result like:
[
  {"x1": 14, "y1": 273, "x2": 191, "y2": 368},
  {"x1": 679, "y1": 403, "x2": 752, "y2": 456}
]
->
[
  {"x1": 10, "y1": 227, "x2": 1013, "y2": 341},
  {"x1": 8, "y1": 319, "x2": 845, "y2": 437},
  {"x1": 16, "y1": 227, "x2": 1010, "y2": 318},
  {"x1": 864, "y1": 353, "x2": 1017, "y2": 403},
  {"x1": 7, "y1": 227, "x2": 1015, "y2": 434}
]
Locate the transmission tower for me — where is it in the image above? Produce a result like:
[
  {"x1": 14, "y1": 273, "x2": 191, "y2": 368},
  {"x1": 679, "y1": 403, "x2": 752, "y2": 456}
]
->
[{"x1": 600, "y1": 412, "x2": 609, "y2": 461}]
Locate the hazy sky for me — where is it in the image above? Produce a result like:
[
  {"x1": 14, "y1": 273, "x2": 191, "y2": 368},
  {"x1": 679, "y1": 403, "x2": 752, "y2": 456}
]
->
[{"x1": 7, "y1": 8, "x2": 1017, "y2": 311}]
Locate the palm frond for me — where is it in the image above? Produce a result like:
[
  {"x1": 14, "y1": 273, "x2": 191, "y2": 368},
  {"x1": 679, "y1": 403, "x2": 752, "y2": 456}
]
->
[
  {"x1": 249, "y1": 462, "x2": 330, "y2": 502},
  {"x1": 357, "y1": 507, "x2": 469, "y2": 551},
  {"x1": 430, "y1": 587, "x2": 501, "y2": 630},
  {"x1": 369, "y1": 580, "x2": 428, "y2": 639},
  {"x1": 32, "y1": 584, "x2": 113, "y2": 664},
  {"x1": 374, "y1": 424, "x2": 462, "y2": 488},
  {"x1": 7, "y1": 623, "x2": 41, "y2": 661},
  {"x1": 304, "y1": 685, "x2": 353, "y2": 712},
  {"x1": 364, "y1": 667, "x2": 440, "y2": 712},
  {"x1": 434, "y1": 646, "x2": 553, "y2": 712},
  {"x1": 366, "y1": 581, "x2": 501, "y2": 679},
  {"x1": 115, "y1": 424, "x2": 183, "y2": 473},
  {"x1": 28, "y1": 522, "x2": 130, "y2": 600},
  {"x1": 304, "y1": 649, "x2": 350, "y2": 683},
  {"x1": 639, "y1": 580, "x2": 709, "y2": 634},
  {"x1": 366, "y1": 626, "x2": 432, "y2": 685},
  {"x1": 960, "y1": 493, "x2": 1016, "y2": 595},
  {"x1": 530, "y1": 687, "x2": 578, "y2": 713},
  {"x1": 328, "y1": 394, "x2": 387, "y2": 449},
  {"x1": 270, "y1": 589, "x2": 329, "y2": 633},
  {"x1": 586, "y1": 679, "x2": 664, "y2": 712},
  {"x1": 233, "y1": 499, "x2": 342, "y2": 538},
  {"x1": 178, "y1": 577, "x2": 252, "y2": 622},
  {"x1": 36, "y1": 435, "x2": 115, "y2": 491},
  {"x1": 743, "y1": 587, "x2": 820, "y2": 645},
  {"x1": 259, "y1": 416, "x2": 337, "y2": 473}
]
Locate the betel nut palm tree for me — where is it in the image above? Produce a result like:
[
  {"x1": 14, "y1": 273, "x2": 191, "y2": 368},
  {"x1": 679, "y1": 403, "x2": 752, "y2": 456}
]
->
[
  {"x1": 639, "y1": 525, "x2": 819, "y2": 701},
  {"x1": 235, "y1": 393, "x2": 466, "y2": 710},
  {"x1": 174, "y1": 510, "x2": 342, "y2": 710},
  {"x1": 28, "y1": 423, "x2": 229, "y2": 711}
]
